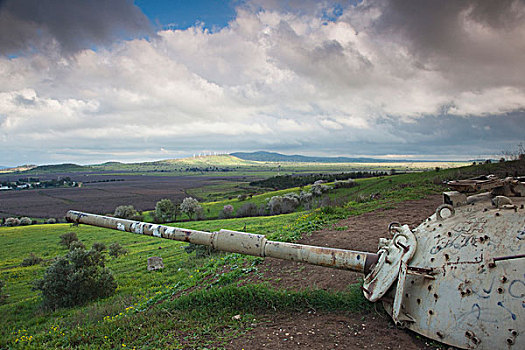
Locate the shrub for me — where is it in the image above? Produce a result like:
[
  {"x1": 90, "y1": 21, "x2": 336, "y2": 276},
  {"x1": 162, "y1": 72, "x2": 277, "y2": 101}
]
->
[
  {"x1": 109, "y1": 242, "x2": 128, "y2": 258},
  {"x1": 46, "y1": 218, "x2": 57, "y2": 224},
  {"x1": 195, "y1": 206, "x2": 206, "y2": 220},
  {"x1": 59, "y1": 232, "x2": 79, "y2": 249},
  {"x1": 0, "y1": 280, "x2": 7, "y2": 304},
  {"x1": 69, "y1": 240, "x2": 86, "y2": 251},
  {"x1": 237, "y1": 194, "x2": 247, "y2": 201},
  {"x1": 221, "y1": 205, "x2": 234, "y2": 218},
  {"x1": 20, "y1": 252, "x2": 43, "y2": 267},
  {"x1": 4, "y1": 217, "x2": 20, "y2": 227},
  {"x1": 299, "y1": 190, "x2": 313, "y2": 208},
  {"x1": 19, "y1": 217, "x2": 32, "y2": 226},
  {"x1": 333, "y1": 179, "x2": 356, "y2": 189},
  {"x1": 154, "y1": 198, "x2": 177, "y2": 223},
  {"x1": 310, "y1": 183, "x2": 332, "y2": 196},
  {"x1": 92, "y1": 242, "x2": 106, "y2": 252},
  {"x1": 114, "y1": 205, "x2": 138, "y2": 220},
  {"x1": 267, "y1": 195, "x2": 300, "y2": 215},
  {"x1": 34, "y1": 247, "x2": 117, "y2": 309},
  {"x1": 237, "y1": 202, "x2": 258, "y2": 218},
  {"x1": 180, "y1": 197, "x2": 202, "y2": 220}
]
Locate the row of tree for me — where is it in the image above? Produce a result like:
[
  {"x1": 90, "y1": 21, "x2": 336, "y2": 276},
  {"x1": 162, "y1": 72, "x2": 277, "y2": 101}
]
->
[
  {"x1": 250, "y1": 171, "x2": 388, "y2": 190},
  {"x1": 114, "y1": 197, "x2": 204, "y2": 223}
]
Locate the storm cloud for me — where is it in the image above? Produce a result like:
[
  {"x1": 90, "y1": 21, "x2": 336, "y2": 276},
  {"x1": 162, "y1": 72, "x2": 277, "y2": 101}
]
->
[
  {"x1": 0, "y1": 0, "x2": 524, "y2": 165},
  {"x1": 0, "y1": 0, "x2": 152, "y2": 55}
]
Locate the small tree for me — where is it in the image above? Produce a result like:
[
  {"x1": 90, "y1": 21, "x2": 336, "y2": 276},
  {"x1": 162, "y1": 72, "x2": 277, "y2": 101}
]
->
[
  {"x1": 268, "y1": 194, "x2": 300, "y2": 215},
  {"x1": 59, "y1": 232, "x2": 79, "y2": 249},
  {"x1": 19, "y1": 217, "x2": 32, "y2": 226},
  {"x1": 109, "y1": 242, "x2": 128, "y2": 258},
  {"x1": 154, "y1": 199, "x2": 177, "y2": 223},
  {"x1": 180, "y1": 197, "x2": 202, "y2": 220},
  {"x1": 114, "y1": 205, "x2": 139, "y2": 220},
  {"x1": 221, "y1": 205, "x2": 234, "y2": 218},
  {"x1": 4, "y1": 218, "x2": 20, "y2": 227},
  {"x1": 34, "y1": 247, "x2": 117, "y2": 309}
]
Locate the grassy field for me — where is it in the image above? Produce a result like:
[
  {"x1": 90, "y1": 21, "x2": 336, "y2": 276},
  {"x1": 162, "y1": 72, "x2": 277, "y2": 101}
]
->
[
  {"x1": 1, "y1": 159, "x2": 522, "y2": 349},
  {"x1": 1, "y1": 211, "x2": 365, "y2": 349}
]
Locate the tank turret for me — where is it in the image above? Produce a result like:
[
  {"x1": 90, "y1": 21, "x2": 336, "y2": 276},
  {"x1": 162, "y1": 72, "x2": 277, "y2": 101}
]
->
[{"x1": 66, "y1": 176, "x2": 525, "y2": 350}]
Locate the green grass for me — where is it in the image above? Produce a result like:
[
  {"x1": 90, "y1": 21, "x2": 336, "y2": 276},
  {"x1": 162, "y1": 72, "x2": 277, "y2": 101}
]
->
[
  {"x1": 0, "y1": 211, "x2": 349, "y2": 349},
  {"x1": 2, "y1": 160, "x2": 521, "y2": 348}
]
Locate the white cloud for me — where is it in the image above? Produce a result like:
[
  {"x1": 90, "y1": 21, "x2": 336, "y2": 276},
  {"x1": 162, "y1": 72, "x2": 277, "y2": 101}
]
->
[{"x1": 1, "y1": 0, "x2": 524, "y2": 165}]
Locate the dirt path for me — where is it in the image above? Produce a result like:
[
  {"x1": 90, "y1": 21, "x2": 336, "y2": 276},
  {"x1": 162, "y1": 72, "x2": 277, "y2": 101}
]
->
[{"x1": 228, "y1": 195, "x2": 445, "y2": 350}]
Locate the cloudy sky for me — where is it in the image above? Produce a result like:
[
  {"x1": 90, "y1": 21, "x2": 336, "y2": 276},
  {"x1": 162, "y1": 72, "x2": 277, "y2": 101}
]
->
[{"x1": 1, "y1": 0, "x2": 524, "y2": 166}]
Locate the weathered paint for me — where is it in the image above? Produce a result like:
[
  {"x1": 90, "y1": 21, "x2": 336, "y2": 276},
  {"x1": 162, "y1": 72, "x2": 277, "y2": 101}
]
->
[
  {"x1": 382, "y1": 195, "x2": 525, "y2": 350},
  {"x1": 66, "y1": 210, "x2": 378, "y2": 274}
]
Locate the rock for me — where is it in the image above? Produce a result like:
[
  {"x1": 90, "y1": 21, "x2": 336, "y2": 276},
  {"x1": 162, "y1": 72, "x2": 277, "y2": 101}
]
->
[{"x1": 147, "y1": 256, "x2": 164, "y2": 271}]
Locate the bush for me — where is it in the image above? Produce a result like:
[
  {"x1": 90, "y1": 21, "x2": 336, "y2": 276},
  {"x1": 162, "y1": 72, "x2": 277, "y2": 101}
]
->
[
  {"x1": 69, "y1": 240, "x2": 86, "y2": 251},
  {"x1": 267, "y1": 195, "x2": 300, "y2": 215},
  {"x1": 0, "y1": 280, "x2": 7, "y2": 304},
  {"x1": 154, "y1": 199, "x2": 178, "y2": 223},
  {"x1": 114, "y1": 205, "x2": 139, "y2": 220},
  {"x1": 109, "y1": 242, "x2": 128, "y2": 258},
  {"x1": 46, "y1": 218, "x2": 57, "y2": 224},
  {"x1": 195, "y1": 206, "x2": 206, "y2": 220},
  {"x1": 59, "y1": 232, "x2": 79, "y2": 249},
  {"x1": 237, "y1": 202, "x2": 258, "y2": 218},
  {"x1": 19, "y1": 217, "x2": 32, "y2": 226},
  {"x1": 310, "y1": 183, "x2": 332, "y2": 196},
  {"x1": 92, "y1": 242, "x2": 106, "y2": 252},
  {"x1": 220, "y1": 205, "x2": 234, "y2": 218},
  {"x1": 4, "y1": 217, "x2": 20, "y2": 227},
  {"x1": 34, "y1": 247, "x2": 117, "y2": 309},
  {"x1": 237, "y1": 194, "x2": 247, "y2": 201},
  {"x1": 20, "y1": 252, "x2": 43, "y2": 267},
  {"x1": 180, "y1": 197, "x2": 202, "y2": 220},
  {"x1": 333, "y1": 179, "x2": 356, "y2": 189}
]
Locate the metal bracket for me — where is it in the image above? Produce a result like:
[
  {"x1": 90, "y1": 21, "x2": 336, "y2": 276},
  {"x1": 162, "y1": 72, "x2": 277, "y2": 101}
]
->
[{"x1": 362, "y1": 225, "x2": 417, "y2": 302}]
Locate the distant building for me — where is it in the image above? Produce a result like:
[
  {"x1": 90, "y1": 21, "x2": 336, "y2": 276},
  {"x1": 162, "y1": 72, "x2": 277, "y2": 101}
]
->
[{"x1": 0, "y1": 186, "x2": 12, "y2": 191}]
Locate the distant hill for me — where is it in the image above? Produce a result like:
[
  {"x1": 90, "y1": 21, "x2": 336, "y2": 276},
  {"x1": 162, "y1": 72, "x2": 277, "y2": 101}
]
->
[
  {"x1": 0, "y1": 164, "x2": 38, "y2": 173},
  {"x1": 16, "y1": 163, "x2": 91, "y2": 174},
  {"x1": 231, "y1": 151, "x2": 410, "y2": 163}
]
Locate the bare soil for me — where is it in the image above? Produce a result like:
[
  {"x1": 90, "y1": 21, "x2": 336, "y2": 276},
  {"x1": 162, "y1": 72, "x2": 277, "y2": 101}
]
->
[
  {"x1": 228, "y1": 195, "x2": 445, "y2": 350},
  {"x1": 0, "y1": 173, "x2": 242, "y2": 218}
]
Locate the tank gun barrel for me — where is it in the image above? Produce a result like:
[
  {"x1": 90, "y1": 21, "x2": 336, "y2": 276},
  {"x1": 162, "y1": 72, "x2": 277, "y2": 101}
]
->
[{"x1": 66, "y1": 210, "x2": 379, "y2": 274}]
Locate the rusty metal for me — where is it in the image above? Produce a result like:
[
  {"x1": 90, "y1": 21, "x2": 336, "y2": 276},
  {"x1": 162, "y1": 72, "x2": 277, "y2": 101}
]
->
[
  {"x1": 66, "y1": 210, "x2": 378, "y2": 274},
  {"x1": 381, "y1": 191, "x2": 525, "y2": 350},
  {"x1": 66, "y1": 175, "x2": 525, "y2": 350}
]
